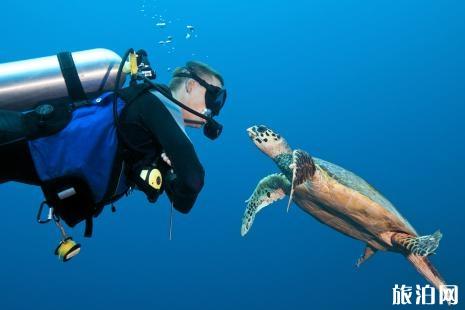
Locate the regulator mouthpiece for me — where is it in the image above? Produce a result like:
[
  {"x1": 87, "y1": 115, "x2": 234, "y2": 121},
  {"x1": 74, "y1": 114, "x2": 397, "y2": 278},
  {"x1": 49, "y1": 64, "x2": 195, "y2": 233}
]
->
[{"x1": 203, "y1": 118, "x2": 223, "y2": 140}]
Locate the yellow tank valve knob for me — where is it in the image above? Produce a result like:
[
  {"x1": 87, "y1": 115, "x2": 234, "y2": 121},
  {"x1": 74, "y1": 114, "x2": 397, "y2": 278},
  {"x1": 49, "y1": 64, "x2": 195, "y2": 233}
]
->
[{"x1": 129, "y1": 52, "x2": 138, "y2": 75}]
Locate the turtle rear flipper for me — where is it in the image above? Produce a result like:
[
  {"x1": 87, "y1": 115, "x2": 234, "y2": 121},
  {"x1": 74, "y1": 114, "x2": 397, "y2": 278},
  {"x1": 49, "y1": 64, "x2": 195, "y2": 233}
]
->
[
  {"x1": 406, "y1": 253, "x2": 447, "y2": 295},
  {"x1": 392, "y1": 231, "x2": 447, "y2": 293},
  {"x1": 288, "y1": 150, "x2": 316, "y2": 212},
  {"x1": 356, "y1": 244, "x2": 377, "y2": 268},
  {"x1": 393, "y1": 230, "x2": 442, "y2": 256}
]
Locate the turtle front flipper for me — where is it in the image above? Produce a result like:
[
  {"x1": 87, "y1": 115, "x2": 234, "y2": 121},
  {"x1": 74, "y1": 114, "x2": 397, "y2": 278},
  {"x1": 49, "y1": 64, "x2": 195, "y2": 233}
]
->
[
  {"x1": 288, "y1": 149, "x2": 316, "y2": 212},
  {"x1": 241, "y1": 173, "x2": 291, "y2": 236},
  {"x1": 392, "y1": 230, "x2": 442, "y2": 256}
]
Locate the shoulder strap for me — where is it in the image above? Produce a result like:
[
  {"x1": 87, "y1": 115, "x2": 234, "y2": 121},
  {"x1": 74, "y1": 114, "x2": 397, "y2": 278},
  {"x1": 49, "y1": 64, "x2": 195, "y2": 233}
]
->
[{"x1": 114, "y1": 83, "x2": 161, "y2": 155}]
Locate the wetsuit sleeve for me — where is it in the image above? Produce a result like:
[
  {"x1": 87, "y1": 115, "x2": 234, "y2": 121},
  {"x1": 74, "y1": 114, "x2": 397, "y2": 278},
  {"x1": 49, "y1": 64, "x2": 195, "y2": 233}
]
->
[{"x1": 139, "y1": 92, "x2": 205, "y2": 213}]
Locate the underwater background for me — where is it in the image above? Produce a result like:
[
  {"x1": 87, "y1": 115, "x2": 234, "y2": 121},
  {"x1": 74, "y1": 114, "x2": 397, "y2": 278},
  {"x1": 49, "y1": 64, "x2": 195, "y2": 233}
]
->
[{"x1": 1, "y1": 0, "x2": 464, "y2": 309}]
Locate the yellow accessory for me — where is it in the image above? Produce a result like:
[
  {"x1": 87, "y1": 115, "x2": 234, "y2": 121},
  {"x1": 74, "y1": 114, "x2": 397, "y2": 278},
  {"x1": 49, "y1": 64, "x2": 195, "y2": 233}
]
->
[
  {"x1": 129, "y1": 52, "x2": 138, "y2": 75},
  {"x1": 53, "y1": 217, "x2": 81, "y2": 262},
  {"x1": 140, "y1": 168, "x2": 163, "y2": 190},
  {"x1": 122, "y1": 52, "x2": 139, "y2": 76},
  {"x1": 55, "y1": 237, "x2": 81, "y2": 262}
]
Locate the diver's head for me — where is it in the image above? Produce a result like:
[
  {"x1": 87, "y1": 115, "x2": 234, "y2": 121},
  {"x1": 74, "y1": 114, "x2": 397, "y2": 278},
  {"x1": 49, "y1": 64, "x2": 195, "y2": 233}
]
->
[
  {"x1": 169, "y1": 61, "x2": 226, "y2": 128},
  {"x1": 247, "y1": 125, "x2": 292, "y2": 158}
]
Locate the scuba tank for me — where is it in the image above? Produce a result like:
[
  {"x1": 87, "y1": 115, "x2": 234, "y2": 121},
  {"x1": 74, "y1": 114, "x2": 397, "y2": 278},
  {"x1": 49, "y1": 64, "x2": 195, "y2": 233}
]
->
[{"x1": 0, "y1": 48, "x2": 125, "y2": 111}]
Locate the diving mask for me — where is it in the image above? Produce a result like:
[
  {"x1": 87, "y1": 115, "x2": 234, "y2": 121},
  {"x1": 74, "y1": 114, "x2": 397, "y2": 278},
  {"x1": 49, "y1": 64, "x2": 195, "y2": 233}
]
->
[{"x1": 173, "y1": 71, "x2": 227, "y2": 116}]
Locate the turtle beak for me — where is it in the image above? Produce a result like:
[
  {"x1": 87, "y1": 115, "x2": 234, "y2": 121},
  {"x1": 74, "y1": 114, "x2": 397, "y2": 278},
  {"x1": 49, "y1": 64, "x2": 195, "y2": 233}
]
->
[
  {"x1": 247, "y1": 125, "x2": 268, "y2": 139},
  {"x1": 246, "y1": 126, "x2": 258, "y2": 139}
]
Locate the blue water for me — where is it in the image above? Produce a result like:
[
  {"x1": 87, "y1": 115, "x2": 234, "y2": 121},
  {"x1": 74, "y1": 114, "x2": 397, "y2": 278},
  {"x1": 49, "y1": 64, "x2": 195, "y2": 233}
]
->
[{"x1": 1, "y1": 1, "x2": 464, "y2": 309}]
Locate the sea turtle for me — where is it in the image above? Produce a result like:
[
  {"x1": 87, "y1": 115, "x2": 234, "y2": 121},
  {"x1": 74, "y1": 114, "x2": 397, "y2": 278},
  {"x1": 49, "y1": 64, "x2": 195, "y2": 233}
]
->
[{"x1": 242, "y1": 124, "x2": 447, "y2": 291}]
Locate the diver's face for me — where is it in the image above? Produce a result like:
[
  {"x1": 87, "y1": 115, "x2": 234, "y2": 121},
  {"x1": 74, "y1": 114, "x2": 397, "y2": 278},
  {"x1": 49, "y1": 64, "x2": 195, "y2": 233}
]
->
[
  {"x1": 247, "y1": 125, "x2": 292, "y2": 158},
  {"x1": 182, "y1": 75, "x2": 222, "y2": 128}
]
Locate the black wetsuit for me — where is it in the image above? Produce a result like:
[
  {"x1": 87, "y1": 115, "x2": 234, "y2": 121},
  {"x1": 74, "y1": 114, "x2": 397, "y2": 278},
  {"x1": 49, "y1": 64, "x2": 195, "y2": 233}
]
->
[
  {"x1": 117, "y1": 86, "x2": 205, "y2": 213},
  {"x1": 0, "y1": 85, "x2": 204, "y2": 214}
]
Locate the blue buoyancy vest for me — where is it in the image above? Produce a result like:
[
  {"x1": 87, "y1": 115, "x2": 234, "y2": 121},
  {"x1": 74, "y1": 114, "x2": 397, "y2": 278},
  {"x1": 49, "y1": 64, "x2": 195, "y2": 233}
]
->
[{"x1": 28, "y1": 92, "x2": 128, "y2": 204}]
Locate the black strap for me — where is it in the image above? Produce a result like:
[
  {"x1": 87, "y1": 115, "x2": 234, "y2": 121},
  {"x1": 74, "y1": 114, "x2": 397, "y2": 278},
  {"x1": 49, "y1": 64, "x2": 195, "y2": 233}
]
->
[
  {"x1": 84, "y1": 217, "x2": 93, "y2": 237},
  {"x1": 57, "y1": 52, "x2": 87, "y2": 102}
]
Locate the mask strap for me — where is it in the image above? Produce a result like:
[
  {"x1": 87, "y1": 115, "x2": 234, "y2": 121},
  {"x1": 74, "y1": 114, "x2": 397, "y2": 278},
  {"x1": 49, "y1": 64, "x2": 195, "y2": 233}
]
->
[
  {"x1": 184, "y1": 119, "x2": 205, "y2": 125},
  {"x1": 144, "y1": 78, "x2": 211, "y2": 122}
]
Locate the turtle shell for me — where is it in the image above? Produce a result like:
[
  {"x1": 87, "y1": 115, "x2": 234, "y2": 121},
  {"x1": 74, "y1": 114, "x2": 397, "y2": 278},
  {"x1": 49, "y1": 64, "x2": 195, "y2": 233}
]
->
[
  {"x1": 293, "y1": 157, "x2": 417, "y2": 242},
  {"x1": 315, "y1": 158, "x2": 416, "y2": 233}
]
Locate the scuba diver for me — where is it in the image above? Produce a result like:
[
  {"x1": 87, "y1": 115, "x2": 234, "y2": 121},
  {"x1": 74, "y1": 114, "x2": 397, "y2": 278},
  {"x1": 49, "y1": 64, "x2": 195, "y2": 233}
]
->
[{"x1": 0, "y1": 48, "x2": 226, "y2": 261}]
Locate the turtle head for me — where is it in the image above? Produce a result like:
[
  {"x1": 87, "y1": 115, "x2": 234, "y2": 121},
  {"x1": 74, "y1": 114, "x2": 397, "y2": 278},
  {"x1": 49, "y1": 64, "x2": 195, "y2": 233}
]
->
[{"x1": 247, "y1": 125, "x2": 292, "y2": 158}]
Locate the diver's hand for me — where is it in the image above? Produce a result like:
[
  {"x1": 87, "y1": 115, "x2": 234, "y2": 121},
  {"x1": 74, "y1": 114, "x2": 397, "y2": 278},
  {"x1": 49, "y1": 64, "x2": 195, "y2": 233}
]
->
[{"x1": 161, "y1": 152, "x2": 172, "y2": 167}]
